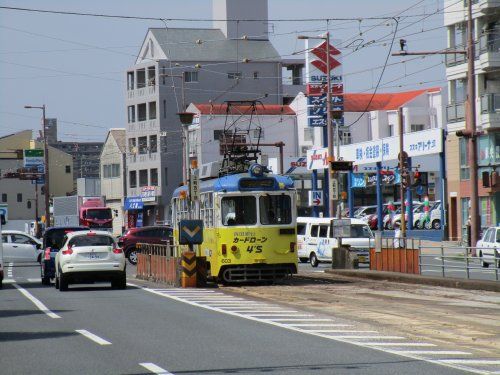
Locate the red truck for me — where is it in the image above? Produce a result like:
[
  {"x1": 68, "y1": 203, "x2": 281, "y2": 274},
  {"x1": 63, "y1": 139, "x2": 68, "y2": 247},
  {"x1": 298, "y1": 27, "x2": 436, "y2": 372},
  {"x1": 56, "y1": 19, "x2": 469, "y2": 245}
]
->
[{"x1": 53, "y1": 196, "x2": 113, "y2": 230}]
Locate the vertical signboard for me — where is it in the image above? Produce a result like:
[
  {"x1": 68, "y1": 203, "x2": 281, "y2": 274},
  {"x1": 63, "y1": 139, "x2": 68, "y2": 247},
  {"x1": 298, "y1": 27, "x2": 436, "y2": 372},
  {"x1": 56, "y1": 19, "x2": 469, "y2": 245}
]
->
[{"x1": 305, "y1": 40, "x2": 344, "y2": 128}]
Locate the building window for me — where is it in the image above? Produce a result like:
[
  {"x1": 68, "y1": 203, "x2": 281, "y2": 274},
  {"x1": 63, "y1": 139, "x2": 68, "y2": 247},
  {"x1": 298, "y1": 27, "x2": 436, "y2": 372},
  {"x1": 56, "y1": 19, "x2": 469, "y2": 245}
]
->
[
  {"x1": 103, "y1": 165, "x2": 110, "y2": 178},
  {"x1": 388, "y1": 124, "x2": 394, "y2": 137},
  {"x1": 253, "y1": 129, "x2": 263, "y2": 139},
  {"x1": 65, "y1": 165, "x2": 71, "y2": 174},
  {"x1": 163, "y1": 99, "x2": 167, "y2": 118},
  {"x1": 149, "y1": 135, "x2": 157, "y2": 153},
  {"x1": 161, "y1": 66, "x2": 165, "y2": 85},
  {"x1": 127, "y1": 71, "x2": 135, "y2": 90},
  {"x1": 341, "y1": 131, "x2": 352, "y2": 145},
  {"x1": 214, "y1": 129, "x2": 224, "y2": 141},
  {"x1": 27, "y1": 201, "x2": 32, "y2": 209},
  {"x1": 138, "y1": 103, "x2": 147, "y2": 122},
  {"x1": 103, "y1": 164, "x2": 120, "y2": 178},
  {"x1": 253, "y1": 71, "x2": 259, "y2": 79},
  {"x1": 138, "y1": 136, "x2": 148, "y2": 154},
  {"x1": 411, "y1": 124, "x2": 425, "y2": 132},
  {"x1": 150, "y1": 168, "x2": 158, "y2": 186},
  {"x1": 460, "y1": 137, "x2": 470, "y2": 180},
  {"x1": 139, "y1": 169, "x2": 148, "y2": 187},
  {"x1": 136, "y1": 68, "x2": 146, "y2": 88},
  {"x1": 17, "y1": 193, "x2": 22, "y2": 202},
  {"x1": 1, "y1": 193, "x2": 6, "y2": 202},
  {"x1": 184, "y1": 71, "x2": 198, "y2": 83},
  {"x1": 128, "y1": 138, "x2": 137, "y2": 154},
  {"x1": 147, "y1": 66, "x2": 156, "y2": 86},
  {"x1": 149, "y1": 101, "x2": 157, "y2": 120},
  {"x1": 112, "y1": 164, "x2": 120, "y2": 177},
  {"x1": 304, "y1": 128, "x2": 314, "y2": 142},
  {"x1": 129, "y1": 170, "x2": 137, "y2": 188},
  {"x1": 228, "y1": 72, "x2": 242, "y2": 80},
  {"x1": 127, "y1": 105, "x2": 135, "y2": 123}
]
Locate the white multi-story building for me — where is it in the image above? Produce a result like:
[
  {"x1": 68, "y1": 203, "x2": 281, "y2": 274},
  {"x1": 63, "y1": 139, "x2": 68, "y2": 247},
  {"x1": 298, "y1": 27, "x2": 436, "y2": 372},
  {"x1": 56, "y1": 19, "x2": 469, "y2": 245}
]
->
[
  {"x1": 185, "y1": 103, "x2": 298, "y2": 172},
  {"x1": 444, "y1": 0, "x2": 499, "y2": 240},
  {"x1": 124, "y1": 0, "x2": 289, "y2": 226},
  {"x1": 100, "y1": 129, "x2": 126, "y2": 235}
]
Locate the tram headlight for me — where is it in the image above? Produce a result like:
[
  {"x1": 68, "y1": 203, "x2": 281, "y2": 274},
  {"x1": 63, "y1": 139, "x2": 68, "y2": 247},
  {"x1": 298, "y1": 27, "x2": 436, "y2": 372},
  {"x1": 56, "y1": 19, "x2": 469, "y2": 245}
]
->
[{"x1": 249, "y1": 163, "x2": 264, "y2": 177}]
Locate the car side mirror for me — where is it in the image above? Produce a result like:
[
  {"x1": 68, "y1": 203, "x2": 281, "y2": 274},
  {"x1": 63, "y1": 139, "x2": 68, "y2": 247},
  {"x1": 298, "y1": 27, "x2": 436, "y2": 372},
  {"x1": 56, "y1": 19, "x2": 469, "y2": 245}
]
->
[{"x1": 36, "y1": 243, "x2": 42, "y2": 250}]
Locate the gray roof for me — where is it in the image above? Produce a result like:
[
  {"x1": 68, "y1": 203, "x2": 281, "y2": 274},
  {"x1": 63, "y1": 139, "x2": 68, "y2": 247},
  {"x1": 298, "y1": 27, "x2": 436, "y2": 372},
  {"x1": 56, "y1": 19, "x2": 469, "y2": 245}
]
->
[
  {"x1": 109, "y1": 128, "x2": 126, "y2": 153},
  {"x1": 150, "y1": 28, "x2": 281, "y2": 62}
]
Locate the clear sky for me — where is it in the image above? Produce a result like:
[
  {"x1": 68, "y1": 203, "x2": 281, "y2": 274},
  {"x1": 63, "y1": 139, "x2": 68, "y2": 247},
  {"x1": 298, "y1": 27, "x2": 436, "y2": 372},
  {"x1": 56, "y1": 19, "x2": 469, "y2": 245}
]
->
[{"x1": 0, "y1": 0, "x2": 446, "y2": 141}]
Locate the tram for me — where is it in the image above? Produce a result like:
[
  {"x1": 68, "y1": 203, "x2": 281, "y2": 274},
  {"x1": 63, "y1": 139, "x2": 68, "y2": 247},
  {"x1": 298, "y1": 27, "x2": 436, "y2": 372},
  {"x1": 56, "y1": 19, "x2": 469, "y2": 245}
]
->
[{"x1": 171, "y1": 163, "x2": 298, "y2": 283}]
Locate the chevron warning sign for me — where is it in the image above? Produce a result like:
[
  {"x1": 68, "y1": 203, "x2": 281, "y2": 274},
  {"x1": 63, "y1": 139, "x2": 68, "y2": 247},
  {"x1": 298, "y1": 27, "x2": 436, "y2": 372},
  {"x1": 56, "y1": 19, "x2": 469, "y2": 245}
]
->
[
  {"x1": 181, "y1": 251, "x2": 197, "y2": 288},
  {"x1": 179, "y1": 219, "x2": 204, "y2": 245}
]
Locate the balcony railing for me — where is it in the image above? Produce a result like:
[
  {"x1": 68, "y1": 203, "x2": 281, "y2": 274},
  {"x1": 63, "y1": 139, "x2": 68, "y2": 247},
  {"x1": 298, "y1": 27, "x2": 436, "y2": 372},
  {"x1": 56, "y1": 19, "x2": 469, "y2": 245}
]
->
[
  {"x1": 445, "y1": 45, "x2": 467, "y2": 67},
  {"x1": 480, "y1": 93, "x2": 500, "y2": 114},
  {"x1": 478, "y1": 32, "x2": 500, "y2": 55},
  {"x1": 447, "y1": 102, "x2": 466, "y2": 123}
]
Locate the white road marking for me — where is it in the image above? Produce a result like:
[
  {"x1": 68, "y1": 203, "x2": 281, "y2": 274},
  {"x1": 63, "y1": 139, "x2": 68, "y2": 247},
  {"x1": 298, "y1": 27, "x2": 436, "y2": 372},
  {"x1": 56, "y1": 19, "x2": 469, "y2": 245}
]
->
[
  {"x1": 392, "y1": 350, "x2": 472, "y2": 355},
  {"x1": 211, "y1": 304, "x2": 276, "y2": 308},
  {"x1": 304, "y1": 330, "x2": 379, "y2": 333},
  {"x1": 139, "y1": 362, "x2": 173, "y2": 375},
  {"x1": 438, "y1": 360, "x2": 500, "y2": 365},
  {"x1": 138, "y1": 287, "x2": 491, "y2": 375},
  {"x1": 267, "y1": 318, "x2": 334, "y2": 322},
  {"x1": 3, "y1": 278, "x2": 15, "y2": 283},
  {"x1": 227, "y1": 310, "x2": 298, "y2": 313},
  {"x1": 75, "y1": 330, "x2": 111, "y2": 345},
  {"x1": 13, "y1": 283, "x2": 61, "y2": 319},
  {"x1": 357, "y1": 342, "x2": 437, "y2": 347},
  {"x1": 27, "y1": 278, "x2": 41, "y2": 283},
  {"x1": 289, "y1": 324, "x2": 353, "y2": 327}
]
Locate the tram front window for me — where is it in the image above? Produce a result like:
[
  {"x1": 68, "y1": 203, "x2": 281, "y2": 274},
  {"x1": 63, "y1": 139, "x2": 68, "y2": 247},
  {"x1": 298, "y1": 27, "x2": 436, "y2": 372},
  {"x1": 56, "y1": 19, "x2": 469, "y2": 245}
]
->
[
  {"x1": 259, "y1": 194, "x2": 292, "y2": 225},
  {"x1": 221, "y1": 196, "x2": 257, "y2": 226}
]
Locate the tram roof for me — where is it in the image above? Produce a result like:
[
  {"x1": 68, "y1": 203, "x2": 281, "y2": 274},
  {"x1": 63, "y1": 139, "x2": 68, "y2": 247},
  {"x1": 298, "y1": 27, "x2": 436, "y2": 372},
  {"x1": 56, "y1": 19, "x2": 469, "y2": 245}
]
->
[{"x1": 172, "y1": 172, "x2": 294, "y2": 198}]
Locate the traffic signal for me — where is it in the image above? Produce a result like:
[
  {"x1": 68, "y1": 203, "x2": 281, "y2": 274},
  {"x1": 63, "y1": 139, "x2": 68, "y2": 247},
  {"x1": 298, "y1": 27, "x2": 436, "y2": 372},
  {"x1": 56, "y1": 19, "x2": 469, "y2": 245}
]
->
[
  {"x1": 455, "y1": 129, "x2": 473, "y2": 138},
  {"x1": 401, "y1": 171, "x2": 410, "y2": 189},
  {"x1": 482, "y1": 171, "x2": 490, "y2": 188},
  {"x1": 330, "y1": 160, "x2": 353, "y2": 172},
  {"x1": 412, "y1": 169, "x2": 422, "y2": 187}
]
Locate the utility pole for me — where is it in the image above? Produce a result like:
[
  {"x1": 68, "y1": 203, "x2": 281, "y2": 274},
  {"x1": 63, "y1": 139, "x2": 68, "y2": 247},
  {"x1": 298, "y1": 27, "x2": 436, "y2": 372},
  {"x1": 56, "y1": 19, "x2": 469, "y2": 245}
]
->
[
  {"x1": 398, "y1": 107, "x2": 406, "y2": 239},
  {"x1": 25, "y1": 104, "x2": 50, "y2": 227},
  {"x1": 392, "y1": 0, "x2": 479, "y2": 245}
]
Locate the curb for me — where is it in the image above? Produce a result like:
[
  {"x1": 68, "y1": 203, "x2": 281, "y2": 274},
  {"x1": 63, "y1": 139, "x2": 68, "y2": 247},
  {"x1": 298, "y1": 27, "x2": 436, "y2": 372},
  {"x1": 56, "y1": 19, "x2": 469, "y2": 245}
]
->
[{"x1": 324, "y1": 269, "x2": 500, "y2": 292}]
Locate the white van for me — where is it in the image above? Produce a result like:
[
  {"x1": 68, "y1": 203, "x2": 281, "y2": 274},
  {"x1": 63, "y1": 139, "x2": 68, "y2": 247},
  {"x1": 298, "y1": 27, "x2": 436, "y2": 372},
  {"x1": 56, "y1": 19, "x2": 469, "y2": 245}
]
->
[{"x1": 297, "y1": 217, "x2": 373, "y2": 267}]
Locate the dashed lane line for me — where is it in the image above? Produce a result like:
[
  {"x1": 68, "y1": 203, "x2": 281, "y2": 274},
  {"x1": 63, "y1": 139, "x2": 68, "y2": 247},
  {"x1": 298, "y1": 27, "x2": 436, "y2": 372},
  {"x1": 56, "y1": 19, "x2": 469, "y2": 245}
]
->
[
  {"x1": 75, "y1": 329, "x2": 111, "y2": 346},
  {"x1": 139, "y1": 362, "x2": 174, "y2": 375},
  {"x1": 136, "y1": 286, "x2": 498, "y2": 375},
  {"x1": 13, "y1": 283, "x2": 61, "y2": 319},
  {"x1": 357, "y1": 342, "x2": 437, "y2": 347}
]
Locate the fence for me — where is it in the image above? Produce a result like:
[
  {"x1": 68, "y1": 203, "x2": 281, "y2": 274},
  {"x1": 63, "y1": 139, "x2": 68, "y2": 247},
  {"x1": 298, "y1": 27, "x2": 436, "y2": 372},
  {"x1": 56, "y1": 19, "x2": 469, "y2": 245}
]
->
[
  {"x1": 419, "y1": 245, "x2": 500, "y2": 281},
  {"x1": 369, "y1": 238, "x2": 420, "y2": 274},
  {"x1": 136, "y1": 242, "x2": 180, "y2": 285}
]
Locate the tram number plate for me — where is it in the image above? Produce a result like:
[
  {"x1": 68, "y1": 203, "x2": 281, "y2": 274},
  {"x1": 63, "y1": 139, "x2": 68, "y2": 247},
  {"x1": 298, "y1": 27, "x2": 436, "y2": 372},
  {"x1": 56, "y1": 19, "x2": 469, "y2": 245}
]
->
[{"x1": 247, "y1": 246, "x2": 262, "y2": 253}]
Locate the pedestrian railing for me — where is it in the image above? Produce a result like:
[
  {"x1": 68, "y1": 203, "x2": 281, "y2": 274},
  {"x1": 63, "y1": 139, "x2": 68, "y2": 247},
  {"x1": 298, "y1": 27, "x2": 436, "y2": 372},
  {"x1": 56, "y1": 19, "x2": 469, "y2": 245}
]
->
[
  {"x1": 136, "y1": 242, "x2": 181, "y2": 285},
  {"x1": 419, "y1": 245, "x2": 500, "y2": 281},
  {"x1": 369, "y1": 238, "x2": 421, "y2": 274}
]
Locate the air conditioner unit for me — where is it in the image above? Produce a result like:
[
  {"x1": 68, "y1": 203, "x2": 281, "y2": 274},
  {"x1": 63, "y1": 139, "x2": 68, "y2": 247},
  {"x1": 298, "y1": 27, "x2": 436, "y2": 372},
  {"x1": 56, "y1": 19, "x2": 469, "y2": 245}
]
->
[
  {"x1": 199, "y1": 161, "x2": 221, "y2": 180},
  {"x1": 301, "y1": 146, "x2": 310, "y2": 155}
]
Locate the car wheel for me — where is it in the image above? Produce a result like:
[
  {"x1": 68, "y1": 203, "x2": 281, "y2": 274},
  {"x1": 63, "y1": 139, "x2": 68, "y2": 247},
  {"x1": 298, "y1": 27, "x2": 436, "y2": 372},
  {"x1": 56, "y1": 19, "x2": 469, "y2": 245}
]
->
[
  {"x1": 59, "y1": 273, "x2": 68, "y2": 291},
  {"x1": 299, "y1": 257, "x2": 309, "y2": 263},
  {"x1": 432, "y1": 220, "x2": 441, "y2": 230},
  {"x1": 111, "y1": 272, "x2": 127, "y2": 289},
  {"x1": 41, "y1": 275, "x2": 51, "y2": 286},
  {"x1": 310, "y1": 253, "x2": 319, "y2": 268},
  {"x1": 127, "y1": 248, "x2": 138, "y2": 265},
  {"x1": 54, "y1": 273, "x2": 59, "y2": 289}
]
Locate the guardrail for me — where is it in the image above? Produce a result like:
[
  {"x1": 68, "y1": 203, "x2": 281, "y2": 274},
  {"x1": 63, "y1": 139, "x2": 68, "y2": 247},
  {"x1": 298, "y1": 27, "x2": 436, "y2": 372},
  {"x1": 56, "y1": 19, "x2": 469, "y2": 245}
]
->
[
  {"x1": 369, "y1": 238, "x2": 420, "y2": 274},
  {"x1": 136, "y1": 242, "x2": 180, "y2": 285},
  {"x1": 419, "y1": 246, "x2": 500, "y2": 281}
]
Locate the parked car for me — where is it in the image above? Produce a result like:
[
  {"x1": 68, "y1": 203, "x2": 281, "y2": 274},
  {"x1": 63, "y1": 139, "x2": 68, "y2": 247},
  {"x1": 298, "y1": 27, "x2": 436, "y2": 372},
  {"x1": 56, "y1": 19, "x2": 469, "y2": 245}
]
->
[
  {"x1": 423, "y1": 201, "x2": 443, "y2": 230},
  {"x1": 476, "y1": 226, "x2": 500, "y2": 268},
  {"x1": 364, "y1": 204, "x2": 391, "y2": 230},
  {"x1": 353, "y1": 205, "x2": 377, "y2": 219},
  {"x1": 297, "y1": 217, "x2": 373, "y2": 267},
  {"x1": 391, "y1": 203, "x2": 423, "y2": 229},
  {"x1": 118, "y1": 226, "x2": 173, "y2": 265},
  {"x1": 1, "y1": 230, "x2": 42, "y2": 263},
  {"x1": 54, "y1": 230, "x2": 126, "y2": 291},
  {"x1": 40, "y1": 226, "x2": 89, "y2": 285}
]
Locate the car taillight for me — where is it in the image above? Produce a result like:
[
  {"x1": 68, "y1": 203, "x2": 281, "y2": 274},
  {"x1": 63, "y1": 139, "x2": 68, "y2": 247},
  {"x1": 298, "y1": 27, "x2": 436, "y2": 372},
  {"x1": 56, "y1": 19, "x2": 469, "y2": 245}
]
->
[
  {"x1": 290, "y1": 242, "x2": 296, "y2": 253},
  {"x1": 222, "y1": 244, "x2": 227, "y2": 255},
  {"x1": 113, "y1": 247, "x2": 123, "y2": 254},
  {"x1": 86, "y1": 232, "x2": 96, "y2": 236},
  {"x1": 62, "y1": 247, "x2": 73, "y2": 255},
  {"x1": 44, "y1": 247, "x2": 51, "y2": 260}
]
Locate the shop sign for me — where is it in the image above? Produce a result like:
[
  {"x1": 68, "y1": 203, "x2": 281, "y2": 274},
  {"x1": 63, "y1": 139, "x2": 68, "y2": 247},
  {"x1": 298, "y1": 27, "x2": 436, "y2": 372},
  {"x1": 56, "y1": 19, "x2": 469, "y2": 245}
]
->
[
  {"x1": 340, "y1": 128, "x2": 443, "y2": 166},
  {"x1": 306, "y1": 147, "x2": 329, "y2": 170},
  {"x1": 124, "y1": 196, "x2": 143, "y2": 210},
  {"x1": 140, "y1": 186, "x2": 157, "y2": 202}
]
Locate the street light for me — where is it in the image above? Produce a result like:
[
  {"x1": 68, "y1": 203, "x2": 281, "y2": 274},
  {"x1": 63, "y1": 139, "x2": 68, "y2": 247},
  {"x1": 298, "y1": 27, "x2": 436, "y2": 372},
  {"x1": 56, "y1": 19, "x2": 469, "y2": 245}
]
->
[
  {"x1": 24, "y1": 104, "x2": 50, "y2": 227},
  {"x1": 297, "y1": 33, "x2": 338, "y2": 218}
]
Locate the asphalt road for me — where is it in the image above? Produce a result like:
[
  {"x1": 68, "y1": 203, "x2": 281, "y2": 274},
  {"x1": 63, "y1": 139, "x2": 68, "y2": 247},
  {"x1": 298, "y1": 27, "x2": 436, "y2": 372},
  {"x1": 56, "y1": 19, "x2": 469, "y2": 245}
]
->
[{"x1": 0, "y1": 263, "x2": 478, "y2": 375}]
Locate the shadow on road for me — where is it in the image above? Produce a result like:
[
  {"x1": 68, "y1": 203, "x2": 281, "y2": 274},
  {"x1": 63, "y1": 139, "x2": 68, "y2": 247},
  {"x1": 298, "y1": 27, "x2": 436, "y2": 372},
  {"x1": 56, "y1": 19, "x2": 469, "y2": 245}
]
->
[
  {"x1": 0, "y1": 309, "x2": 72, "y2": 319},
  {"x1": 0, "y1": 331, "x2": 78, "y2": 342}
]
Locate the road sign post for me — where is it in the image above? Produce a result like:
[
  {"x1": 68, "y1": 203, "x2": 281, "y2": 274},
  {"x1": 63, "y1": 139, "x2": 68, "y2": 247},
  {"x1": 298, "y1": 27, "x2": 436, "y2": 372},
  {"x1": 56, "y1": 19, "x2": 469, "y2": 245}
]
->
[{"x1": 308, "y1": 190, "x2": 324, "y2": 207}]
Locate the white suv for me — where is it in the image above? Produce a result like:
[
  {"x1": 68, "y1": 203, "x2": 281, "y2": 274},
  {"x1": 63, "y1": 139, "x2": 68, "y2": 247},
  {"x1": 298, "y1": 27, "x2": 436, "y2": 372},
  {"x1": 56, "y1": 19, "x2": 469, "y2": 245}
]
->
[{"x1": 55, "y1": 231, "x2": 126, "y2": 291}]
